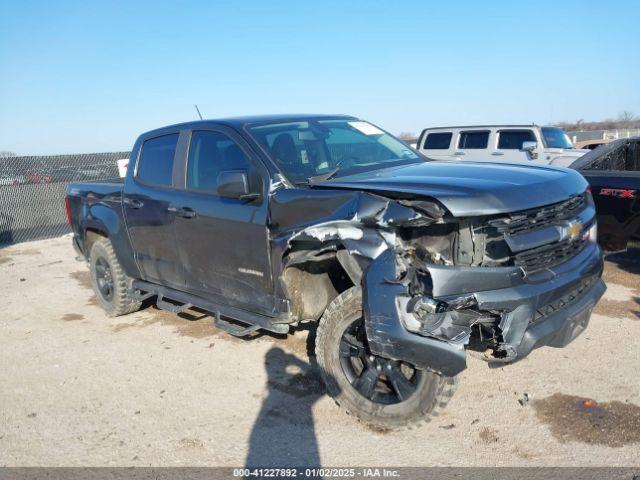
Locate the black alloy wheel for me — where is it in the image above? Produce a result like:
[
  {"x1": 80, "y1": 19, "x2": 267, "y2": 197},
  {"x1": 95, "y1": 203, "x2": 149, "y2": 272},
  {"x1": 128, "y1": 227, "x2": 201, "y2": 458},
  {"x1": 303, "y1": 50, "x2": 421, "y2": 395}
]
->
[
  {"x1": 338, "y1": 317, "x2": 423, "y2": 405},
  {"x1": 94, "y1": 256, "x2": 114, "y2": 302}
]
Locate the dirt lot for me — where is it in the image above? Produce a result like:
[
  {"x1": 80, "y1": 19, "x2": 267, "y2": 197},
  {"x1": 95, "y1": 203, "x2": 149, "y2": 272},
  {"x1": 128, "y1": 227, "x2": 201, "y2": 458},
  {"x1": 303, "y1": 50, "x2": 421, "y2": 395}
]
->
[{"x1": 1, "y1": 236, "x2": 639, "y2": 467}]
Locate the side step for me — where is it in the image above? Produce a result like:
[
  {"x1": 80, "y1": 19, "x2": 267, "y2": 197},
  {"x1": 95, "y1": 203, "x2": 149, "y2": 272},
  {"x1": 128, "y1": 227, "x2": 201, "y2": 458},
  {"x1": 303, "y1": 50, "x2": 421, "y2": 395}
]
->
[
  {"x1": 213, "y1": 312, "x2": 261, "y2": 337},
  {"x1": 129, "y1": 289, "x2": 155, "y2": 302},
  {"x1": 130, "y1": 280, "x2": 290, "y2": 338},
  {"x1": 156, "y1": 295, "x2": 193, "y2": 314}
]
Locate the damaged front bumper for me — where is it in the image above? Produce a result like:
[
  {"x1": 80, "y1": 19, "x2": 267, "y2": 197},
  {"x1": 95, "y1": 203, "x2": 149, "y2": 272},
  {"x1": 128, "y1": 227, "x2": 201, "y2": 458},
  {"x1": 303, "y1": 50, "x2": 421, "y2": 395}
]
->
[{"x1": 363, "y1": 241, "x2": 605, "y2": 377}]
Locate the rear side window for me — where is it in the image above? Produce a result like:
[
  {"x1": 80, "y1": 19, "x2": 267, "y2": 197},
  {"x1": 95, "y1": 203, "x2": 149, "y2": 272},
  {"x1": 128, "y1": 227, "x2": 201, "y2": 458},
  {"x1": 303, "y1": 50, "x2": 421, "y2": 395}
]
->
[
  {"x1": 458, "y1": 131, "x2": 489, "y2": 149},
  {"x1": 498, "y1": 130, "x2": 535, "y2": 149},
  {"x1": 423, "y1": 132, "x2": 452, "y2": 149},
  {"x1": 186, "y1": 130, "x2": 251, "y2": 193},
  {"x1": 136, "y1": 134, "x2": 179, "y2": 186}
]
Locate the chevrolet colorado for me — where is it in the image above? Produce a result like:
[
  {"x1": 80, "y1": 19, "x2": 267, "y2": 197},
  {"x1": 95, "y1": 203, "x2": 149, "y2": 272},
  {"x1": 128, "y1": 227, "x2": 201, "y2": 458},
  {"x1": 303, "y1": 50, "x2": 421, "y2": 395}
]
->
[{"x1": 66, "y1": 114, "x2": 605, "y2": 428}]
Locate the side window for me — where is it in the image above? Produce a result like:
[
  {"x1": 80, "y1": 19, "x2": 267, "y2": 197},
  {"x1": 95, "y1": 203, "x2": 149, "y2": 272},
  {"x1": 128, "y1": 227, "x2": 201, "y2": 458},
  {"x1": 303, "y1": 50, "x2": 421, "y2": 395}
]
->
[
  {"x1": 497, "y1": 130, "x2": 536, "y2": 149},
  {"x1": 423, "y1": 132, "x2": 452, "y2": 149},
  {"x1": 186, "y1": 130, "x2": 251, "y2": 193},
  {"x1": 458, "y1": 131, "x2": 489, "y2": 149},
  {"x1": 136, "y1": 134, "x2": 179, "y2": 186}
]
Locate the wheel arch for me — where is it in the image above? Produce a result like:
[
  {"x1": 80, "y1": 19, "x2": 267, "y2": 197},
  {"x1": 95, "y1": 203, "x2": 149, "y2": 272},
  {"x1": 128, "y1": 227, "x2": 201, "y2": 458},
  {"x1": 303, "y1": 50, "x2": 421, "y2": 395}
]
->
[{"x1": 280, "y1": 243, "x2": 370, "y2": 322}]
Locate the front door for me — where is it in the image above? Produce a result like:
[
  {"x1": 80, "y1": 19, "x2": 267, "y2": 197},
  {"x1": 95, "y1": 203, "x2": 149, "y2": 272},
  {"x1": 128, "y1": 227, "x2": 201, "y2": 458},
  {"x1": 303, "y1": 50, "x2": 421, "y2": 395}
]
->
[
  {"x1": 170, "y1": 127, "x2": 275, "y2": 314},
  {"x1": 493, "y1": 129, "x2": 537, "y2": 162}
]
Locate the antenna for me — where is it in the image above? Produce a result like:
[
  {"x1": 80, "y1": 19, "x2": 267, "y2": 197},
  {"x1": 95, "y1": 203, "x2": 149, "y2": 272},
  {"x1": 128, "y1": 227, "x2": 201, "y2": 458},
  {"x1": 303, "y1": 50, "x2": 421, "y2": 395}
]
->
[{"x1": 194, "y1": 104, "x2": 203, "y2": 120}]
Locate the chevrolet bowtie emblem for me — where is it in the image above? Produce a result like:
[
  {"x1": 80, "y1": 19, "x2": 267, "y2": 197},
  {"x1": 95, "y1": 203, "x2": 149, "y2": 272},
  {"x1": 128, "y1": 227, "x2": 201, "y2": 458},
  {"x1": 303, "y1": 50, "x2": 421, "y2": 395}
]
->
[{"x1": 563, "y1": 221, "x2": 583, "y2": 241}]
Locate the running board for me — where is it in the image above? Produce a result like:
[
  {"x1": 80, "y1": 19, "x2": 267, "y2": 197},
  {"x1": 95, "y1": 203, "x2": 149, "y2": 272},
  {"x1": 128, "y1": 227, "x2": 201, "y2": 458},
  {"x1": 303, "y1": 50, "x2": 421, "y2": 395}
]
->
[
  {"x1": 213, "y1": 312, "x2": 261, "y2": 337},
  {"x1": 131, "y1": 280, "x2": 290, "y2": 337},
  {"x1": 129, "y1": 289, "x2": 155, "y2": 302},
  {"x1": 156, "y1": 295, "x2": 193, "y2": 314}
]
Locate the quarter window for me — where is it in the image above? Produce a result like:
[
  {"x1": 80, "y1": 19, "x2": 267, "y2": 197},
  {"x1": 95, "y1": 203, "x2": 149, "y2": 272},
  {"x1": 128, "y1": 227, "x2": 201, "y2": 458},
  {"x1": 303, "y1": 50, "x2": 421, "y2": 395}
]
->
[
  {"x1": 458, "y1": 131, "x2": 489, "y2": 149},
  {"x1": 498, "y1": 130, "x2": 536, "y2": 149},
  {"x1": 136, "y1": 134, "x2": 179, "y2": 186},
  {"x1": 424, "y1": 132, "x2": 452, "y2": 150},
  {"x1": 186, "y1": 131, "x2": 251, "y2": 193}
]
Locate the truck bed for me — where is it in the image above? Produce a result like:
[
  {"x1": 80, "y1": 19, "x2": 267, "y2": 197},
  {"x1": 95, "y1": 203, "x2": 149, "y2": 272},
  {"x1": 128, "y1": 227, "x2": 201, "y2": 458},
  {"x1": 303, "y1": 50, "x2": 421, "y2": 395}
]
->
[{"x1": 67, "y1": 177, "x2": 124, "y2": 197}]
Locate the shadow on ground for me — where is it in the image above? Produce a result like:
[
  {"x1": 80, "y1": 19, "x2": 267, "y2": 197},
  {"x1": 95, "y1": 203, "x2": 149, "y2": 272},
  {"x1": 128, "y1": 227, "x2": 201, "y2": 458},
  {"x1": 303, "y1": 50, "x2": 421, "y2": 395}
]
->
[{"x1": 245, "y1": 342, "x2": 328, "y2": 468}]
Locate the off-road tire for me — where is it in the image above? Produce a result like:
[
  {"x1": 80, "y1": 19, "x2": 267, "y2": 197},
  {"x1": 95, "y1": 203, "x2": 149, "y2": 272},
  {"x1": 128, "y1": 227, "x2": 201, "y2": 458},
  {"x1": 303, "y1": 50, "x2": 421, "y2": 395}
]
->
[
  {"x1": 315, "y1": 286, "x2": 458, "y2": 429},
  {"x1": 89, "y1": 237, "x2": 142, "y2": 317}
]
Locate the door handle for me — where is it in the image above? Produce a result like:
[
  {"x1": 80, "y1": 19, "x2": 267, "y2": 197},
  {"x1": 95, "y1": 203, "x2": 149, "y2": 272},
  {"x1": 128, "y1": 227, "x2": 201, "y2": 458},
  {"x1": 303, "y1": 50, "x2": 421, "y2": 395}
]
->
[
  {"x1": 453, "y1": 151, "x2": 466, "y2": 156},
  {"x1": 168, "y1": 205, "x2": 196, "y2": 218},
  {"x1": 124, "y1": 198, "x2": 144, "y2": 209},
  {"x1": 178, "y1": 208, "x2": 196, "y2": 218},
  {"x1": 491, "y1": 152, "x2": 504, "y2": 156}
]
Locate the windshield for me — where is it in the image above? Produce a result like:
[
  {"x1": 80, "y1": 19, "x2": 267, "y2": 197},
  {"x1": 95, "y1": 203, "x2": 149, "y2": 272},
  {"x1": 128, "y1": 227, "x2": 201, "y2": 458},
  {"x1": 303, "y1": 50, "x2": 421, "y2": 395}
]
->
[
  {"x1": 541, "y1": 127, "x2": 574, "y2": 149},
  {"x1": 247, "y1": 119, "x2": 422, "y2": 184}
]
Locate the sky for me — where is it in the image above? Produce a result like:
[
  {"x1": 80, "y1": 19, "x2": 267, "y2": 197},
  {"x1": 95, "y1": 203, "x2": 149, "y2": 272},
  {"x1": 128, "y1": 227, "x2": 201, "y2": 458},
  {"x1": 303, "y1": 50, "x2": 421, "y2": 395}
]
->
[{"x1": 0, "y1": 0, "x2": 639, "y2": 155}]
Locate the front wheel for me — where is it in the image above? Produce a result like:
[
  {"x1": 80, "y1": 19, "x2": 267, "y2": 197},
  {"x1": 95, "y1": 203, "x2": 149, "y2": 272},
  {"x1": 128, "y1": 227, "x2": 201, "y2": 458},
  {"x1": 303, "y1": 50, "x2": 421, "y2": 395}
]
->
[{"x1": 315, "y1": 287, "x2": 457, "y2": 429}]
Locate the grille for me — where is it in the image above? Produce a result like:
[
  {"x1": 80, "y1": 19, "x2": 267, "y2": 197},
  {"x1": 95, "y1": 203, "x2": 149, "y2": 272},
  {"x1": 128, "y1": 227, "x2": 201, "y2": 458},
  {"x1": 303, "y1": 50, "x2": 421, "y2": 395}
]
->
[
  {"x1": 532, "y1": 276, "x2": 596, "y2": 323},
  {"x1": 514, "y1": 236, "x2": 587, "y2": 273},
  {"x1": 489, "y1": 194, "x2": 586, "y2": 236}
]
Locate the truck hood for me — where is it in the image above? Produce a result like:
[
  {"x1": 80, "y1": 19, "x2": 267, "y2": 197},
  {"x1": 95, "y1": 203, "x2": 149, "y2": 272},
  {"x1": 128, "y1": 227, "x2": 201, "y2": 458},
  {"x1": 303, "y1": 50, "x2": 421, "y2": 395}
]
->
[
  {"x1": 313, "y1": 161, "x2": 588, "y2": 217},
  {"x1": 544, "y1": 148, "x2": 590, "y2": 157},
  {"x1": 545, "y1": 148, "x2": 590, "y2": 168}
]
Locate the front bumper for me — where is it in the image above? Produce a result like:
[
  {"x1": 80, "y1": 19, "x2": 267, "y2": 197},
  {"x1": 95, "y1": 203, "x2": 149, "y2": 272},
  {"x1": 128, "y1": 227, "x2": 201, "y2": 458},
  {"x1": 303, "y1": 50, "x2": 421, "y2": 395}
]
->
[{"x1": 363, "y1": 241, "x2": 605, "y2": 377}]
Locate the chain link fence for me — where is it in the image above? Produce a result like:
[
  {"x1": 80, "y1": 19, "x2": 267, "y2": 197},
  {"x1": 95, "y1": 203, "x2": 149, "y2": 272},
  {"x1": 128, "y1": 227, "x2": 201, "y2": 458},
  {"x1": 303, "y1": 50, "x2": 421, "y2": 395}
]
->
[{"x1": 0, "y1": 152, "x2": 130, "y2": 246}]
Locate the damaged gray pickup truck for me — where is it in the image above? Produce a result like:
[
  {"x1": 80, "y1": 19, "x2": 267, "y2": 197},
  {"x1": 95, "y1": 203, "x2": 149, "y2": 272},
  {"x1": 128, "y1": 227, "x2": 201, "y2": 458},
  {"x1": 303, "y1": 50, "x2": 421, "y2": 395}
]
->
[{"x1": 66, "y1": 114, "x2": 606, "y2": 428}]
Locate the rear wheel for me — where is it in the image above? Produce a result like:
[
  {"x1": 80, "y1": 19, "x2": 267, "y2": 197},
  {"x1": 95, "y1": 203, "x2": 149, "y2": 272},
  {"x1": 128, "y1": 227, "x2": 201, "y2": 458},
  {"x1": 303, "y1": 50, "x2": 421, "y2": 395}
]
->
[
  {"x1": 89, "y1": 237, "x2": 141, "y2": 317},
  {"x1": 315, "y1": 287, "x2": 457, "y2": 429}
]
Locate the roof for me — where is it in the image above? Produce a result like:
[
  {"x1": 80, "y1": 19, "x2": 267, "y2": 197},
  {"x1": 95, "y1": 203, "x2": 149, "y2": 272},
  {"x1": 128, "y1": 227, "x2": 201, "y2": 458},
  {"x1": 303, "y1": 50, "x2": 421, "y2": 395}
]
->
[
  {"x1": 422, "y1": 124, "x2": 544, "y2": 130},
  {"x1": 141, "y1": 114, "x2": 357, "y2": 137}
]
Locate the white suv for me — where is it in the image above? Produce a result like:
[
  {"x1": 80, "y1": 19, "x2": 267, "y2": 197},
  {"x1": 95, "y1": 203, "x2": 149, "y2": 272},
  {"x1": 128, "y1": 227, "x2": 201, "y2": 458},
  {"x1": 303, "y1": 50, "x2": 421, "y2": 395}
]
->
[{"x1": 417, "y1": 125, "x2": 589, "y2": 166}]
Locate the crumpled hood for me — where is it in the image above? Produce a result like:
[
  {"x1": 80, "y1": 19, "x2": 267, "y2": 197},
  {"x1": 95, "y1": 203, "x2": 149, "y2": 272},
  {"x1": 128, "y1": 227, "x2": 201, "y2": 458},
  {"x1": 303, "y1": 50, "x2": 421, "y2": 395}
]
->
[{"x1": 313, "y1": 161, "x2": 588, "y2": 217}]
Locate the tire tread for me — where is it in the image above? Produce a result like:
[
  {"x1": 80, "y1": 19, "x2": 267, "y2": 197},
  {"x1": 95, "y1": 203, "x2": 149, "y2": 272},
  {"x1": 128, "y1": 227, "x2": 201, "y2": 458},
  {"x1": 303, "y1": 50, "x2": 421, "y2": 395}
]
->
[
  {"x1": 315, "y1": 286, "x2": 458, "y2": 430},
  {"x1": 89, "y1": 237, "x2": 141, "y2": 317}
]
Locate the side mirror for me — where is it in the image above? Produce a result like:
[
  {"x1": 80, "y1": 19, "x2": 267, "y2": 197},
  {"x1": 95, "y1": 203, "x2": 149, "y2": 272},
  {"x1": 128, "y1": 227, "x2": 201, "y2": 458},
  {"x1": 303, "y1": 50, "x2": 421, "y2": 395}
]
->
[
  {"x1": 521, "y1": 141, "x2": 538, "y2": 159},
  {"x1": 217, "y1": 170, "x2": 261, "y2": 201}
]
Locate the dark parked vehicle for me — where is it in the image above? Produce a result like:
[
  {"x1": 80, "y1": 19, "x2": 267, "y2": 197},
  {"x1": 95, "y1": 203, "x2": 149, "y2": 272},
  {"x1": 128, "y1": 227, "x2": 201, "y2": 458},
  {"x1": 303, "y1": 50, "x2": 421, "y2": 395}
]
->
[
  {"x1": 66, "y1": 115, "x2": 605, "y2": 428},
  {"x1": 570, "y1": 137, "x2": 640, "y2": 252}
]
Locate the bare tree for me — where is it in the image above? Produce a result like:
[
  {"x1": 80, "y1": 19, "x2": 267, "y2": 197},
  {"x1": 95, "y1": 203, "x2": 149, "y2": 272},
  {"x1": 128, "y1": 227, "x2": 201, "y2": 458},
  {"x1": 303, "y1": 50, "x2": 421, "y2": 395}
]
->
[
  {"x1": 555, "y1": 113, "x2": 639, "y2": 132},
  {"x1": 398, "y1": 132, "x2": 417, "y2": 141},
  {"x1": 618, "y1": 111, "x2": 635, "y2": 127}
]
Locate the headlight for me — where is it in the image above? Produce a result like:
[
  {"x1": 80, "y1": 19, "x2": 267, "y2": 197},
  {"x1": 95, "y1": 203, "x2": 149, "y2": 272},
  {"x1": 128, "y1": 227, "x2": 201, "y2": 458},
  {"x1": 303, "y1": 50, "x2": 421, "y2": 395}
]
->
[{"x1": 584, "y1": 222, "x2": 597, "y2": 244}]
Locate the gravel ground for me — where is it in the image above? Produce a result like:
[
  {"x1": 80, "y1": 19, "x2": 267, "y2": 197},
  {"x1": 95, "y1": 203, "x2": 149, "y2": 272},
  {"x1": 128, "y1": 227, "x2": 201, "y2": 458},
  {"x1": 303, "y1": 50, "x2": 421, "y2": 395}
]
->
[{"x1": 0, "y1": 236, "x2": 639, "y2": 467}]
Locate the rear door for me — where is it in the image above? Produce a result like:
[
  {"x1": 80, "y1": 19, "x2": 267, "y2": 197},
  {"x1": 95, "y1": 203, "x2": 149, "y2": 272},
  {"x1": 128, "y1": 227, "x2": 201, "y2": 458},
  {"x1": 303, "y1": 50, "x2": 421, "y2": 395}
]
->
[
  {"x1": 454, "y1": 129, "x2": 492, "y2": 161},
  {"x1": 123, "y1": 132, "x2": 185, "y2": 290},
  {"x1": 169, "y1": 127, "x2": 275, "y2": 314}
]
